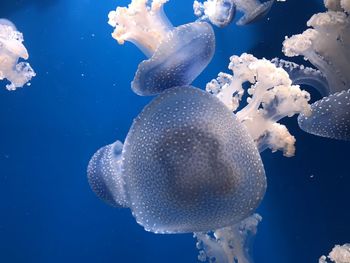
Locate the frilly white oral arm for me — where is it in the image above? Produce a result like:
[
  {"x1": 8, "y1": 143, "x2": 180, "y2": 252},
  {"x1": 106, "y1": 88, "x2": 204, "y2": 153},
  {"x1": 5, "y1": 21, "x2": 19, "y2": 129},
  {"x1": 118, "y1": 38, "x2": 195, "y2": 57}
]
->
[
  {"x1": 319, "y1": 244, "x2": 350, "y2": 263},
  {"x1": 195, "y1": 214, "x2": 262, "y2": 263},
  {"x1": 207, "y1": 53, "x2": 311, "y2": 157},
  {"x1": 283, "y1": 0, "x2": 350, "y2": 94},
  {"x1": 0, "y1": 19, "x2": 36, "y2": 91},
  {"x1": 108, "y1": 0, "x2": 173, "y2": 57}
]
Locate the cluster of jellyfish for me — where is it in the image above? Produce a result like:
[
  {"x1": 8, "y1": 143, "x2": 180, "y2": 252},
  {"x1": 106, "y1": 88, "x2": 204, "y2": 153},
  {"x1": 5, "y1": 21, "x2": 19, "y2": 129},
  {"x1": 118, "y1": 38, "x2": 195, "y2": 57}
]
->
[
  {"x1": 1, "y1": 0, "x2": 349, "y2": 262},
  {"x1": 87, "y1": 0, "x2": 350, "y2": 262}
]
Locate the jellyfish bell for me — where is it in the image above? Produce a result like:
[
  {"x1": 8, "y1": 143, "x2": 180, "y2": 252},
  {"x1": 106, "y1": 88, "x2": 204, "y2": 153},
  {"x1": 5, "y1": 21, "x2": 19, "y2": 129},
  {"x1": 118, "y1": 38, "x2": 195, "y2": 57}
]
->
[
  {"x1": 298, "y1": 88, "x2": 350, "y2": 141},
  {"x1": 87, "y1": 140, "x2": 129, "y2": 208},
  {"x1": 120, "y1": 86, "x2": 266, "y2": 233},
  {"x1": 132, "y1": 22, "x2": 215, "y2": 96},
  {"x1": 235, "y1": 0, "x2": 275, "y2": 25},
  {"x1": 108, "y1": 0, "x2": 215, "y2": 96},
  {"x1": 0, "y1": 19, "x2": 17, "y2": 30}
]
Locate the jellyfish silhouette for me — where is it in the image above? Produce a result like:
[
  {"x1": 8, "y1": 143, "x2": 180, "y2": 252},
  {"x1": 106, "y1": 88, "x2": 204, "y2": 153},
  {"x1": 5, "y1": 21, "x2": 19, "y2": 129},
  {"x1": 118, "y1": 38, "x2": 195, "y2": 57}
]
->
[
  {"x1": 88, "y1": 86, "x2": 266, "y2": 234},
  {"x1": 193, "y1": 0, "x2": 274, "y2": 27},
  {"x1": 282, "y1": 0, "x2": 350, "y2": 141},
  {"x1": 108, "y1": 0, "x2": 215, "y2": 96}
]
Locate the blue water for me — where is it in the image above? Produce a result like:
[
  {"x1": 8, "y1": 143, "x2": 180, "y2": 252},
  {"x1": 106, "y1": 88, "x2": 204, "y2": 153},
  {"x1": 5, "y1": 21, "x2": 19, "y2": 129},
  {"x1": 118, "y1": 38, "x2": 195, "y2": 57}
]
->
[{"x1": 0, "y1": 0, "x2": 349, "y2": 262}]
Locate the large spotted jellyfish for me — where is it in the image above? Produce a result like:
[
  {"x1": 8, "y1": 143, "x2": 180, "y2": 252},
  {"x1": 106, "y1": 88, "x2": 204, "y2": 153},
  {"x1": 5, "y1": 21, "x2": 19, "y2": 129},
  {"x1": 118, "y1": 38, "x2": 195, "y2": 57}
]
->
[
  {"x1": 0, "y1": 19, "x2": 35, "y2": 91},
  {"x1": 282, "y1": 0, "x2": 350, "y2": 140},
  {"x1": 193, "y1": 0, "x2": 275, "y2": 27},
  {"x1": 88, "y1": 86, "x2": 267, "y2": 234},
  {"x1": 108, "y1": 0, "x2": 215, "y2": 96}
]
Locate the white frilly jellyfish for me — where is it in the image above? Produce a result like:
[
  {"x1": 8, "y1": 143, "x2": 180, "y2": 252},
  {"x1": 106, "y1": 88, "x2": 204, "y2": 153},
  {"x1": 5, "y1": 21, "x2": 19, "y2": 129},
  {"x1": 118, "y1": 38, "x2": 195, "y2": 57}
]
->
[
  {"x1": 193, "y1": 0, "x2": 275, "y2": 26},
  {"x1": 195, "y1": 213, "x2": 262, "y2": 263},
  {"x1": 88, "y1": 86, "x2": 267, "y2": 234},
  {"x1": 108, "y1": 0, "x2": 215, "y2": 96},
  {"x1": 206, "y1": 53, "x2": 311, "y2": 157},
  {"x1": 282, "y1": 0, "x2": 350, "y2": 141},
  {"x1": 319, "y1": 244, "x2": 350, "y2": 263},
  {"x1": 0, "y1": 19, "x2": 36, "y2": 91}
]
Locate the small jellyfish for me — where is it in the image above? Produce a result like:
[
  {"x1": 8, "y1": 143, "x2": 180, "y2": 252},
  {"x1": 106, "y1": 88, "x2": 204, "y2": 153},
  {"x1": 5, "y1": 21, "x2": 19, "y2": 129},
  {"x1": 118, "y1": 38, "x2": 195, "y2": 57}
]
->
[
  {"x1": 283, "y1": 0, "x2": 350, "y2": 141},
  {"x1": 298, "y1": 89, "x2": 350, "y2": 141},
  {"x1": 108, "y1": 0, "x2": 215, "y2": 96},
  {"x1": 87, "y1": 140, "x2": 128, "y2": 207},
  {"x1": 193, "y1": 0, "x2": 237, "y2": 27},
  {"x1": 195, "y1": 213, "x2": 262, "y2": 263},
  {"x1": 0, "y1": 19, "x2": 36, "y2": 91},
  {"x1": 88, "y1": 86, "x2": 266, "y2": 234},
  {"x1": 193, "y1": 0, "x2": 274, "y2": 26}
]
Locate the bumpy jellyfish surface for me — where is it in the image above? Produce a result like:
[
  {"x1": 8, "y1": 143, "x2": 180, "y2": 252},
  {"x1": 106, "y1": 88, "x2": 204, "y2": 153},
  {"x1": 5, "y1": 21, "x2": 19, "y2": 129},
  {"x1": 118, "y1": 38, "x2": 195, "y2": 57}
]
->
[
  {"x1": 319, "y1": 243, "x2": 350, "y2": 263},
  {"x1": 194, "y1": 0, "x2": 274, "y2": 26},
  {"x1": 298, "y1": 89, "x2": 350, "y2": 141},
  {"x1": 193, "y1": 0, "x2": 237, "y2": 27},
  {"x1": 195, "y1": 213, "x2": 262, "y2": 263},
  {"x1": 87, "y1": 141, "x2": 128, "y2": 207},
  {"x1": 0, "y1": 19, "x2": 36, "y2": 91},
  {"x1": 206, "y1": 53, "x2": 311, "y2": 157},
  {"x1": 283, "y1": 0, "x2": 350, "y2": 140},
  {"x1": 108, "y1": 0, "x2": 215, "y2": 96},
  {"x1": 121, "y1": 86, "x2": 266, "y2": 234}
]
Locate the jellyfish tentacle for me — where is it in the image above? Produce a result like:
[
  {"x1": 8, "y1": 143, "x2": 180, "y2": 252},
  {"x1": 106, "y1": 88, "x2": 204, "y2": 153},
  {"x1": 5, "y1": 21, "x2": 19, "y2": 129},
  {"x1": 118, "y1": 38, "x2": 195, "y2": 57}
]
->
[
  {"x1": 271, "y1": 58, "x2": 330, "y2": 97},
  {"x1": 207, "y1": 53, "x2": 311, "y2": 157}
]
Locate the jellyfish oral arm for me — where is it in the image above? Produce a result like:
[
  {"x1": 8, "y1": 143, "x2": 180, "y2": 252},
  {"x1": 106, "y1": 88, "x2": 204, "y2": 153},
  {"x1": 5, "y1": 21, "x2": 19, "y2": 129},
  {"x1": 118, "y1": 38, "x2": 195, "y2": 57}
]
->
[
  {"x1": 108, "y1": 0, "x2": 174, "y2": 57},
  {"x1": 0, "y1": 19, "x2": 36, "y2": 91},
  {"x1": 207, "y1": 53, "x2": 311, "y2": 157},
  {"x1": 195, "y1": 214, "x2": 262, "y2": 263},
  {"x1": 283, "y1": 2, "x2": 350, "y2": 94}
]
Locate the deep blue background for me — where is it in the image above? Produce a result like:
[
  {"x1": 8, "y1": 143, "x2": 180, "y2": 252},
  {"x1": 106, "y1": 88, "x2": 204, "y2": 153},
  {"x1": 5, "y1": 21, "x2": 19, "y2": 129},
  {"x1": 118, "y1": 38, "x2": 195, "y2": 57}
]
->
[{"x1": 0, "y1": 0, "x2": 349, "y2": 262}]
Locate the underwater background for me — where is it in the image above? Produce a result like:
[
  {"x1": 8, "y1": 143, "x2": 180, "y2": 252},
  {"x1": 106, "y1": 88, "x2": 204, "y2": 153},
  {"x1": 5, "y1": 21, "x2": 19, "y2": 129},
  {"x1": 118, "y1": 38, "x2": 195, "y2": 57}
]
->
[{"x1": 0, "y1": 0, "x2": 349, "y2": 262}]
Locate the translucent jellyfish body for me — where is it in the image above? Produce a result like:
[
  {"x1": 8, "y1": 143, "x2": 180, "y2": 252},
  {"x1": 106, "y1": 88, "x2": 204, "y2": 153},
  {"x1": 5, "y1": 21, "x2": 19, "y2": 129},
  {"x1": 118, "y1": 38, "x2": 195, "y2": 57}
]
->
[
  {"x1": 195, "y1": 213, "x2": 262, "y2": 263},
  {"x1": 88, "y1": 86, "x2": 266, "y2": 234},
  {"x1": 87, "y1": 141, "x2": 128, "y2": 207},
  {"x1": 108, "y1": 0, "x2": 215, "y2": 96},
  {"x1": 283, "y1": 0, "x2": 350, "y2": 141},
  {"x1": 193, "y1": 0, "x2": 274, "y2": 26},
  {"x1": 0, "y1": 19, "x2": 35, "y2": 91},
  {"x1": 298, "y1": 89, "x2": 350, "y2": 141}
]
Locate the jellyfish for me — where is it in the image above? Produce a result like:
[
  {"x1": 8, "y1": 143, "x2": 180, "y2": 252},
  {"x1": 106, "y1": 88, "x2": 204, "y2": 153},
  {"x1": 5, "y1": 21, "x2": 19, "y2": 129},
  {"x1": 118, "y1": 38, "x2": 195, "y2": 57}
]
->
[
  {"x1": 193, "y1": 0, "x2": 275, "y2": 27},
  {"x1": 195, "y1": 213, "x2": 262, "y2": 263},
  {"x1": 88, "y1": 86, "x2": 267, "y2": 234},
  {"x1": 0, "y1": 19, "x2": 36, "y2": 91},
  {"x1": 193, "y1": 0, "x2": 237, "y2": 27},
  {"x1": 282, "y1": 0, "x2": 350, "y2": 141},
  {"x1": 108, "y1": 0, "x2": 215, "y2": 96},
  {"x1": 206, "y1": 53, "x2": 311, "y2": 157},
  {"x1": 319, "y1": 244, "x2": 350, "y2": 263}
]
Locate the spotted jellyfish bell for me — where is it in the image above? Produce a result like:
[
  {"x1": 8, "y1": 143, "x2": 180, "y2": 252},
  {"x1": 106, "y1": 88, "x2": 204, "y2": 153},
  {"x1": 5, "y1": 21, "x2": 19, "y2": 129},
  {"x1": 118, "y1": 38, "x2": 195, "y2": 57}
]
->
[
  {"x1": 125, "y1": 86, "x2": 265, "y2": 233},
  {"x1": 108, "y1": 0, "x2": 215, "y2": 96},
  {"x1": 87, "y1": 140, "x2": 128, "y2": 207}
]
